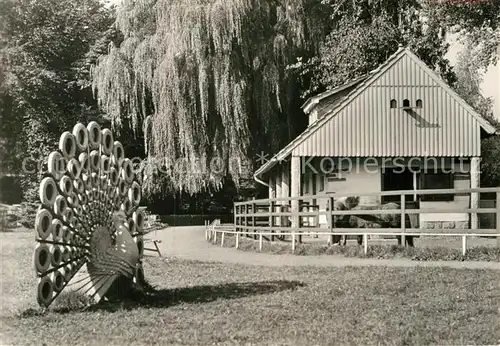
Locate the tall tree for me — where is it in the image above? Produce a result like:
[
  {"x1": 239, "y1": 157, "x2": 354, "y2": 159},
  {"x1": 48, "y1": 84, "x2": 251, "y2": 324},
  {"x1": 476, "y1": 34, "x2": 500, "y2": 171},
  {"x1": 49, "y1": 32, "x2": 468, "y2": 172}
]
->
[
  {"x1": 289, "y1": 0, "x2": 456, "y2": 98},
  {"x1": 91, "y1": 0, "x2": 331, "y2": 195},
  {"x1": 443, "y1": 0, "x2": 499, "y2": 68},
  {"x1": 0, "y1": 0, "x2": 115, "y2": 202}
]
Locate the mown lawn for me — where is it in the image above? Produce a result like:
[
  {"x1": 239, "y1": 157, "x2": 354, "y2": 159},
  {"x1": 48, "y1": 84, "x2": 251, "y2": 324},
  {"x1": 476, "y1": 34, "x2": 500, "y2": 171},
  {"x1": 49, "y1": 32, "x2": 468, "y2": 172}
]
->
[{"x1": 1, "y1": 230, "x2": 500, "y2": 345}]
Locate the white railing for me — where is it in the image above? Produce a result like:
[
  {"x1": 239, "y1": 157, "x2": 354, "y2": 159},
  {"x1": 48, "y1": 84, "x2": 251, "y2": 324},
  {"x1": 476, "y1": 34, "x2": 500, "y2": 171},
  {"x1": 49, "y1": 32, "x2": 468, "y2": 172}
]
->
[{"x1": 206, "y1": 187, "x2": 500, "y2": 255}]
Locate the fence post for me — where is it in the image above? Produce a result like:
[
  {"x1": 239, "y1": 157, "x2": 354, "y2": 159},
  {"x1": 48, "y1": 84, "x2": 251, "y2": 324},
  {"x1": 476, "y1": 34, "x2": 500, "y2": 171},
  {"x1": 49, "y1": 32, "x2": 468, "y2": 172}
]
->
[
  {"x1": 462, "y1": 235, "x2": 467, "y2": 256},
  {"x1": 270, "y1": 199, "x2": 275, "y2": 241},
  {"x1": 259, "y1": 233, "x2": 263, "y2": 252},
  {"x1": 252, "y1": 200, "x2": 257, "y2": 240},
  {"x1": 328, "y1": 196, "x2": 334, "y2": 245},
  {"x1": 234, "y1": 205, "x2": 238, "y2": 233},
  {"x1": 363, "y1": 233, "x2": 368, "y2": 254},
  {"x1": 235, "y1": 232, "x2": 239, "y2": 249},
  {"x1": 496, "y1": 191, "x2": 500, "y2": 248},
  {"x1": 292, "y1": 232, "x2": 296, "y2": 253},
  {"x1": 214, "y1": 229, "x2": 217, "y2": 244},
  {"x1": 221, "y1": 232, "x2": 225, "y2": 247},
  {"x1": 245, "y1": 204, "x2": 249, "y2": 238},
  {"x1": 400, "y1": 194, "x2": 406, "y2": 247}
]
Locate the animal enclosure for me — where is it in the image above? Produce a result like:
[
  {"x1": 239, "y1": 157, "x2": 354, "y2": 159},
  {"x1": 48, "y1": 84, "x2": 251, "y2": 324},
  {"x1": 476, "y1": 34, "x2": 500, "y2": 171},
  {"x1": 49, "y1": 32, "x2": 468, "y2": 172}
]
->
[{"x1": 207, "y1": 187, "x2": 500, "y2": 254}]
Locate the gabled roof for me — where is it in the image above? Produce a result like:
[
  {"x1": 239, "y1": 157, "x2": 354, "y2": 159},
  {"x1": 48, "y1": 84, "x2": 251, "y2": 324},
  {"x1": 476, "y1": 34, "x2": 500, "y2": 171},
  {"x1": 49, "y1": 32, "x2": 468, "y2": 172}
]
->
[
  {"x1": 301, "y1": 74, "x2": 369, "y2": 114},
  {"x1": 255, "y1": 47, "x2": 497, "y2": 180}
]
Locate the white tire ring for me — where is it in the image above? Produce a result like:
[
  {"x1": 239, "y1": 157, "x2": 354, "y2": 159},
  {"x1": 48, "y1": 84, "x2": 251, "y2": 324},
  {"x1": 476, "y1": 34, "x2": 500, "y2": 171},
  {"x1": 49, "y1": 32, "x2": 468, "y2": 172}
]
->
[
  {"x1": 34, "y1": 244, "x2": 51, "y2": 274},
  {"x1": 59, "y1": 176, "x2": 73, "y2": 196},
  {"x1": 59, "y1": 131, "x2": 76, "y2": 159},
  {"x1": 61, "y1": 246, "x2": 71, "y2": 262},
  {"x1": 112, "y1": 141, "x2": 125, "y2": 166},
  {"x1": 81, "y1": 174, "x2": 92, "y2": 191},
  {"x1": 121, "y1": 159, "x2": 134, "y2": 184},
  {"x1": 101, "y1": 129, "x2": 114, "y2": 155},
  {"x1": 52, "y1": 270, "x2": 65, "y2": 292},
  {"x1": 87, "y1": 121, "x2": 102, "y2": 149},
  {"x1": 91, "y1": 172, "x2": 99, "y2": 187},
  {"x1": 72, "y1": 123, "x2": 88, "y2": 151},
  {"x1": 128, "y1": 182, "x2": 141, "y2": 206},
  {"x1": 63, "y1": 227, "x2": 73, "y2": 244},
  {"x1": 52, "y1": 219, "x2": 64, "y2": 242},
  {"x1": 101, "y1": 155, "x2": 111, "y2": 173},
  {"x1": 133, "y1": 210, "x2": 145, "y2": 232},
  {"x1": 73, "y1": 178, "x2": 85, "y2": 195},
  {"x1": 50, "y1": 245, "x2": 63, "y2": 267},
  {"x1": 37, "y1": 276, "x2": 54, "y2": 307},
  {"x1": 64, "y1": 208, "x2": 74, "y2": 225},
  {"x1": 53, "y1": 195, "x2": 67, "y2": 217},
  {"x1": 99, "y1": 175, "x2": 108, "y2": 190},
  {"x1": 109, "y1": 167, "x2": 119, "y2": 186},
  {"x1": 35, "y1": 209, "x2": 53, "y2": 240},
  {"x1": 79, "y1": 152, "x2": 90, "y2": 173},
  {"x1": 67, "y1": 158, "x2": 81, "y2": 180},
  {"x1": 69, "y1": 192, "x2": 80, "y2": 208},
  {"x1": 89, "y1": 150, "x2": 100, "y2": 172},
  {"x1": 118, "y1": 179, "x2": 128, "y2": 196},
  {"x1": 48, "y1": 151, "x2": 65, "y2": 180},
  {"x1": 39, "y1": 177, "x2": 58, "y2": 207}
]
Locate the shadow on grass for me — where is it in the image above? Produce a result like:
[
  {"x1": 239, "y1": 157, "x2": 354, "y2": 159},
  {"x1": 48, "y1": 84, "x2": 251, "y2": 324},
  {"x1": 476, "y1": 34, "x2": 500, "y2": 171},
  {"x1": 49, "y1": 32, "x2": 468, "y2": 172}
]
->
[{"x1": 20, "y1": 280, "x2": 305, "y2": 316}]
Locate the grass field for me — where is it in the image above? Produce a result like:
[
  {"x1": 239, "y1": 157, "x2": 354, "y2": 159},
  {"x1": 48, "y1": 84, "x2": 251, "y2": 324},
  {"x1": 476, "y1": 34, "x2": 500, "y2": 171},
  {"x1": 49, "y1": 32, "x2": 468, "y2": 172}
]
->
[{"x1": 1, "y1": 230, "x2": 500, "y2": 345}]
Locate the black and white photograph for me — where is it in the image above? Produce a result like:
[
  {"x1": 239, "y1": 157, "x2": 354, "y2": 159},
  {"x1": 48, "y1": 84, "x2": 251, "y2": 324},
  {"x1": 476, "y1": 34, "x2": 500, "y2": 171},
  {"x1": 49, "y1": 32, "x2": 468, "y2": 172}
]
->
[{"x1": 0, "y1": 0, "x2": 499, "y2": 344}]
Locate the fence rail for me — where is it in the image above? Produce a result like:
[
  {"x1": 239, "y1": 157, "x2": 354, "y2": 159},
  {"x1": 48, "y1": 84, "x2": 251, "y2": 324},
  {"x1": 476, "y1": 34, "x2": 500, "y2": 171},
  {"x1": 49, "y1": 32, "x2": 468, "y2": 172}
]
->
[{"x1": 207, "y1": 188, "x2": 500, "y2": 255}]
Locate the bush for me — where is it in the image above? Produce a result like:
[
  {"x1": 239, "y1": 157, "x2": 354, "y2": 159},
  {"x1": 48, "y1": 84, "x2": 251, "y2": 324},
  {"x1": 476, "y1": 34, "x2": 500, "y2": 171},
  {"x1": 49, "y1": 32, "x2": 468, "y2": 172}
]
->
[{"x1": 18, "y1": 202, "x2": 37, "y2": 228}]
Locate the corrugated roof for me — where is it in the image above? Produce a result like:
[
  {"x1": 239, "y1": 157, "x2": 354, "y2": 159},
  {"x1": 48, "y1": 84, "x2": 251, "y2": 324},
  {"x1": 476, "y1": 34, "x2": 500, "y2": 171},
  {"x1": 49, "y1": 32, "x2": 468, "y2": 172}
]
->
[
  {"x1": 301, "y1": 74, "x2": 369, "y2": 114},
  {"x1": 255, "y1": 47, "x2": 496, "y2": 180}
]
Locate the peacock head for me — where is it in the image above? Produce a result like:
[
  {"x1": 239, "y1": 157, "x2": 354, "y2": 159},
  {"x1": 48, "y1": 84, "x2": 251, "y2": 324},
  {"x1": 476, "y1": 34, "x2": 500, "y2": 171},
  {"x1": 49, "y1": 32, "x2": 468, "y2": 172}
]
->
[{"x1": 112, "y1": 210, "x2": 129, "y2": 230}]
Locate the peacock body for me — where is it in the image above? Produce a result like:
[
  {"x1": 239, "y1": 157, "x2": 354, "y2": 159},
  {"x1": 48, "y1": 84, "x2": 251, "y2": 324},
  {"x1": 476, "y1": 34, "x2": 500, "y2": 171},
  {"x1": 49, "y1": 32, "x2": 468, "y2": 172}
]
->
[{"x1": 34, "y1": 121, "x2": 146, "y2": 307}]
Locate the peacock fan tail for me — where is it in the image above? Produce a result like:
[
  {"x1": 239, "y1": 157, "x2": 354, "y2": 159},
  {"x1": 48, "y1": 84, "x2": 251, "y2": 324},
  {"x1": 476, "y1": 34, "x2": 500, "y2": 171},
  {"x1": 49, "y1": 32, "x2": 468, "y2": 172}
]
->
[{"x1": 34, "y1": 121, "x2": 146, "y2": 307}]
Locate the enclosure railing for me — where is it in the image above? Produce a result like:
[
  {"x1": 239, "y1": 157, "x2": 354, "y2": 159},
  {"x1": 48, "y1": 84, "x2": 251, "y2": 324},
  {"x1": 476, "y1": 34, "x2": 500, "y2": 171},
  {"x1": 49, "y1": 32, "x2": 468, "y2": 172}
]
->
[{"x1": 206, "y1": 188, "x2": 500, "y2": 254}]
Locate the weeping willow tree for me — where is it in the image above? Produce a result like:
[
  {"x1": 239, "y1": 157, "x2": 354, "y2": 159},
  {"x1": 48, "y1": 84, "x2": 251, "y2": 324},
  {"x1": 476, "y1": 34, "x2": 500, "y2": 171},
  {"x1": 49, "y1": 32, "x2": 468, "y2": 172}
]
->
[{"x1": 91, "y1": 0, "x2": 330, "y2": 195}]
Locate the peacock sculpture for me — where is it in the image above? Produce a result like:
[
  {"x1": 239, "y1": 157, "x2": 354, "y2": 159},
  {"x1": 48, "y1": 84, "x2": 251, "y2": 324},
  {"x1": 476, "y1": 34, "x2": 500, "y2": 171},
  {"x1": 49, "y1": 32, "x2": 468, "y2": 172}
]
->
[{"x1": 33, "y1": 121, "x2": 146, "y2": 307}]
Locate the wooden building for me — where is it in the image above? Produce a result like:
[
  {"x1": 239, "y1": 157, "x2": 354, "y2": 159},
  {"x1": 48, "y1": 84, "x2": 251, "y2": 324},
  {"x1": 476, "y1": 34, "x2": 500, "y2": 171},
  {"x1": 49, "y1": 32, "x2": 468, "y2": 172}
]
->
[{"x1": 253, "y1": 47, "x2": 497, "y2": 230}]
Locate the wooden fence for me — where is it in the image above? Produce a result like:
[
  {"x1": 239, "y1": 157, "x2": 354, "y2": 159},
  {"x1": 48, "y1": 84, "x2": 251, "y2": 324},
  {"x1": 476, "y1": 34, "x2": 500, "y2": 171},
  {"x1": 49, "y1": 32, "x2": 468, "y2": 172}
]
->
[{"x1": 206, "y1": 187, "x2": 500, "y2": 255}]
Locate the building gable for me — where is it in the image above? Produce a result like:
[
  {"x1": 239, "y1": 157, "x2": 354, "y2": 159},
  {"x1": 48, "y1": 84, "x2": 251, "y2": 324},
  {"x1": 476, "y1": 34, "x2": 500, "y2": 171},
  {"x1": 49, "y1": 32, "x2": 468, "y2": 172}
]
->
[
  {"x1": 255, "y1": 48, "x2": 496, "y2": 179},
  {"x1": 293, "y1": 49, "x2": 494, "y2": 157}
]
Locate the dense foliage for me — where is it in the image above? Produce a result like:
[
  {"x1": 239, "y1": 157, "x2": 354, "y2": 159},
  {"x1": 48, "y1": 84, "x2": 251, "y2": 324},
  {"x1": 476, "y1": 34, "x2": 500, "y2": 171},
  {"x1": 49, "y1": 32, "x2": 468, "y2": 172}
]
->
[
  {"x1": 289, "y1": 0, "x2": 456, "y2": 98},
  {"x1": 0, "y1": 0, "x2": 115, "y2": 202},
  {"x1": 92, "y1": 0, "x2": 332, "y2": 195}
]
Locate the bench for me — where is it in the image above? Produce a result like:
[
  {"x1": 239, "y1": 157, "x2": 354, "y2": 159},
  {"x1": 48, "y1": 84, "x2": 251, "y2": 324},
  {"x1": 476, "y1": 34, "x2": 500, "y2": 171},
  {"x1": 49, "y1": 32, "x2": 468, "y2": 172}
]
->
[{"x1": 141, "y1": 210, "x2": 163, "y2": 257}]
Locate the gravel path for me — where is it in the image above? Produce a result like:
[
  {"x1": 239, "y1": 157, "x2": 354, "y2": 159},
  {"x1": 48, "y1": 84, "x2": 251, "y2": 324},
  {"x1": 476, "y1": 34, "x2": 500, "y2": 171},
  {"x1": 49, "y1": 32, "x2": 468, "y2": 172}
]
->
[{"x1": 148, "y1": 226, "x2": 500, "y2": 270}]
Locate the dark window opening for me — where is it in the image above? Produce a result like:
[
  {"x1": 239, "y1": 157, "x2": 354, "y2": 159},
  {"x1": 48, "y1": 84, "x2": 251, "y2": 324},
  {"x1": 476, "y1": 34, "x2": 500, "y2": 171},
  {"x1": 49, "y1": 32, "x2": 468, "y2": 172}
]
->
[
  {"x1": 390, "y1": 99, "x2": 397, "y2": 108},
  {"x1": 416, "y1": 99, "x2": 423, "y2": 108},
  {"x1": 403, "y1": 99, "x2": 410, "y2": 108},
  {"x1": 420, "y1": 172, "x2": 454, "y2": 201},
  {"x1": 382, "y1": 168, "x2": 418, "y2": 203}
]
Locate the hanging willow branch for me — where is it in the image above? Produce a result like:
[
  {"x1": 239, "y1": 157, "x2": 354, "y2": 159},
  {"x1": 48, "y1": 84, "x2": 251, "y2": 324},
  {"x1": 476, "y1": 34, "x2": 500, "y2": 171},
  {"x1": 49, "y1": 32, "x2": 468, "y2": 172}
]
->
[{"x1": 91, "y1": 0, "x2": 328, "y2": 194}]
